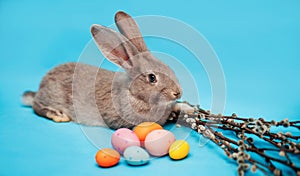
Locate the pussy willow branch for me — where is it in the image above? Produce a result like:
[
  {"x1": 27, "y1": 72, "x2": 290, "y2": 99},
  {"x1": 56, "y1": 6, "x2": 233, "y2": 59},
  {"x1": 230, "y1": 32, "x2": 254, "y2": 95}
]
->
[{"x1": 168, "y1": 102, "x2": 300, "y2": 176}]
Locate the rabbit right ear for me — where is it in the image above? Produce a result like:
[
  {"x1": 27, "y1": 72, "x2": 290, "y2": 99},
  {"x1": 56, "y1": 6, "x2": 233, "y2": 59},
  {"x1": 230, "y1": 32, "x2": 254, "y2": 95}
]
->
[
  {"x1": 91, "y1": 24, "x2": 139, "y2": 70},
  {"x1": 115, "y1": 11, "x2": 148, "y2": 53}
]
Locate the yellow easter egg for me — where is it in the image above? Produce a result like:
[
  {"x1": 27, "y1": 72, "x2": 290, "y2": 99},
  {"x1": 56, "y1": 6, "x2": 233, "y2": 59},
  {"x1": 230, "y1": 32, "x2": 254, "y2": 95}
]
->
[{"x1": 169, "y1": 140, "x2": 190, "y2": 160}]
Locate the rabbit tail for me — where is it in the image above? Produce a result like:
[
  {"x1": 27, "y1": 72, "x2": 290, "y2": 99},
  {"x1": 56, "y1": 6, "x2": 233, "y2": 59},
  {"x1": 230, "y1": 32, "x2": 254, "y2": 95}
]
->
[{"x1": 22, "y1": 91, "x2": 36, "y2": 106}]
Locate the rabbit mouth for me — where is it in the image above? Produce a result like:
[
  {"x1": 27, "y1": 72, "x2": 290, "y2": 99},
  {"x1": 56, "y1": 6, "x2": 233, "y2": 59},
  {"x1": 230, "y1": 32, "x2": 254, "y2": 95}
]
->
[{"x1": 160, "y1": 88, "x2": 181, "y2": 101}]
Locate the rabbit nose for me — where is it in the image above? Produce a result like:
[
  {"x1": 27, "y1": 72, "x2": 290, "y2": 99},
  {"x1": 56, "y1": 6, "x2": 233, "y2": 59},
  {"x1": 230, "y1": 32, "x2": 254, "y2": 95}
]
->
[{"x1": 172, "y1": 91, "x2": 181, "y2": 99}]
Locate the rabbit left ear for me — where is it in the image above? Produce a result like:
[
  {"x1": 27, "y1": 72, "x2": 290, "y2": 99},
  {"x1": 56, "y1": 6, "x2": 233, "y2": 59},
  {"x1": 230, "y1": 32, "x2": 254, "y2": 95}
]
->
[
  {"x1": 91, "y1": 24, "x2": 139, "y2": 70},
  {"x1": 115, "y1": 11, "x2": 148, "y2": 53}
]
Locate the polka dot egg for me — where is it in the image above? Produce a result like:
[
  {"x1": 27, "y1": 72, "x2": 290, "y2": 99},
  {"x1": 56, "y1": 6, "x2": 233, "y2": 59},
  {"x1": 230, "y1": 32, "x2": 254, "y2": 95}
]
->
[
  {"x1": 111, "y1": 128, "x2": 140, "y2": 154},
  {"x1": 144, "y1": 129, "x2": 176, "y2": 156},
  {"x1": 123, "y1": 146, "x2": 150, "y2": 166}
]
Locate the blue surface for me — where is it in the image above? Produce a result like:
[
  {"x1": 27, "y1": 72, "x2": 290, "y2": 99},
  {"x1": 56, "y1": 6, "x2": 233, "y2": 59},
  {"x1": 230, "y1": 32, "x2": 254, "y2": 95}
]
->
[{"x1": 1, "y1": 0, "x2": 300, "y2": 175}]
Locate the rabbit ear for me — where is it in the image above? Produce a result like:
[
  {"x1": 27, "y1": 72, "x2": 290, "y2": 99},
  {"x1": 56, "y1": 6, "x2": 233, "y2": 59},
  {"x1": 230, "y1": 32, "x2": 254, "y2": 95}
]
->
[
  {"x1": 115, "y1": 11, "x2": 148, "y2": 53},
  {"x1": 91, "y1": 24, "x2": 139, "y2": 70}
]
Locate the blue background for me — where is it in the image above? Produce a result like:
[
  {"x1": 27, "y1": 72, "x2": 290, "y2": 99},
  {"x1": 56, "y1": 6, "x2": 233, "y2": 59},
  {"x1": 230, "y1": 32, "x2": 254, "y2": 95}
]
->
[{"x1": 1, "y1": 0, "x2": 299, "y2": 175}]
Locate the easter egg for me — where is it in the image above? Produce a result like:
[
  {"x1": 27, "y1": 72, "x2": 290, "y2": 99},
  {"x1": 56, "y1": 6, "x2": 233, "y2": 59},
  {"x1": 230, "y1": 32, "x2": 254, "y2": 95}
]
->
[
  {"x1": 124, "y1": 146, "x2": 150, "y2": 166},
  {"x1": 111, "y1": 128, "x2": 140, "y2": 154},
  {"x1": 95, "y1": 148, "x2": 120, "y2": 168},
  {"x1": 133, "y1": 122, "x2": 163, "y2": 145},
  {"x1": 144, "y1": 129, "x2": 176, "y2": 156},
  {"x1": 169, "y1": 140, "x2": 190, "y2": 160}
]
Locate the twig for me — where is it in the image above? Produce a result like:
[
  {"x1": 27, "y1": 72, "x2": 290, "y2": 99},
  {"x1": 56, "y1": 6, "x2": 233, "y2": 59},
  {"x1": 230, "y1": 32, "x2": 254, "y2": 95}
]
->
[{"x1": 169, "y1": 102, "x2": 300, "y2": 176}]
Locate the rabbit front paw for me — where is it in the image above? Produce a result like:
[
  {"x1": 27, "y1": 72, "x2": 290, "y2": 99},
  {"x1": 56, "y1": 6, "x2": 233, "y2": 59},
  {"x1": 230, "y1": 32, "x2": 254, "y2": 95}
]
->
[{"x1": 173, "y1": 102, "x2": 195, "y2": 114}]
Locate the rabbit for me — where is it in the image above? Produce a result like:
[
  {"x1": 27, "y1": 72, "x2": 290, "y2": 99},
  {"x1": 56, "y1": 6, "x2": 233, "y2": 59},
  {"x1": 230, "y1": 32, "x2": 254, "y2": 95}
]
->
[{"x1": 22, "y1": 11, "x2": 194, "y2": 129}]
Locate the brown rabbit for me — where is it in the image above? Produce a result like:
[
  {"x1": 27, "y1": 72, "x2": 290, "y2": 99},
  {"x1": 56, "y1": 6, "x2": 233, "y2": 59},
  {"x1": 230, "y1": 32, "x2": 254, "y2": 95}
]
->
[{"x1": 22, "y1": 11, "x2": 193, "y2": 129}]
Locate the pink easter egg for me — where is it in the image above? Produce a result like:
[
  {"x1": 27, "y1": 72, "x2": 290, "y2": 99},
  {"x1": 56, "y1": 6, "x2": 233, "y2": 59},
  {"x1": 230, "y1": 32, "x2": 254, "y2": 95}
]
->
[
  {"x1": 144, "y1": 129, "x2": 176, "y2": 157},
  {"x1": 111, "y1": 128, "x2": 140, "y2": 154}
]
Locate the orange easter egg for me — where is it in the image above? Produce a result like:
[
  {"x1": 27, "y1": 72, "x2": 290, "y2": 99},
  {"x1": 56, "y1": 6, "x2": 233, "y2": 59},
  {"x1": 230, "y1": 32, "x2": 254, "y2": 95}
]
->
[
  {"x1": 133, "y1": 122, "x2": 163, "y2": 142},
  {"x1": 95, "y1": 148, "x2": 120, "y2": 168}
]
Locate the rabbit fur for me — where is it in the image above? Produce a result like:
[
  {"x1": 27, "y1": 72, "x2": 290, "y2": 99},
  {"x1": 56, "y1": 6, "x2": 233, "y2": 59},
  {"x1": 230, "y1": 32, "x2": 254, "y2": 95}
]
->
[{"x1": 23, "y1": 11, "x2": 192, "y2": 129}]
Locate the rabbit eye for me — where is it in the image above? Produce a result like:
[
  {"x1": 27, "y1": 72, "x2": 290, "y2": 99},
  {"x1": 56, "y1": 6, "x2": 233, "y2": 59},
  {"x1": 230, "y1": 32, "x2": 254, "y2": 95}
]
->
[{"x1": 148, "y1": 74, "x2": 157, "y2": 83}]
